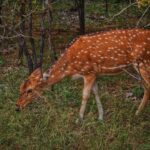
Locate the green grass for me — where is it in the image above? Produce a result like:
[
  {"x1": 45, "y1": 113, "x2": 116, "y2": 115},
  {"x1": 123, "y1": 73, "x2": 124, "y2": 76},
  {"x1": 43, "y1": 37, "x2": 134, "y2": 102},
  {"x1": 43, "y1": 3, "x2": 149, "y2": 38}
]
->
[{"x1": 0, "y1": 68, "x2": 150, "y2": 150}]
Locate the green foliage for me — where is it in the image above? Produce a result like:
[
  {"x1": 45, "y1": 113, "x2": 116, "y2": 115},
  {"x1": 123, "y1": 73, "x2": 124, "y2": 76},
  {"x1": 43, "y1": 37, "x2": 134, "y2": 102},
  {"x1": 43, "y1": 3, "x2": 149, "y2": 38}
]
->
[{"x1": 137, "y1": 0, "x2": 150, "y2": 7}]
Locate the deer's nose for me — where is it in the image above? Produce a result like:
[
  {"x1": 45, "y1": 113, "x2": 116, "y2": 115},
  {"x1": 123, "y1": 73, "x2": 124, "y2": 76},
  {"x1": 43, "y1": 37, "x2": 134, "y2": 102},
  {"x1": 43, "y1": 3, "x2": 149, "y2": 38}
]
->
[{"x1": 15, "y1": 104, "x2": 21, "y2": 112}]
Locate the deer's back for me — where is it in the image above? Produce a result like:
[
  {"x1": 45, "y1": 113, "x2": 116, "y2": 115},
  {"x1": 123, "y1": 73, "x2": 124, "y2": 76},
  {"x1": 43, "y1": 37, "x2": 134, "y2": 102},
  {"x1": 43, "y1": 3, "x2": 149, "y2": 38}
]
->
[{"x1": 58, "y1": 29, "x2": 150, "y2": 75}]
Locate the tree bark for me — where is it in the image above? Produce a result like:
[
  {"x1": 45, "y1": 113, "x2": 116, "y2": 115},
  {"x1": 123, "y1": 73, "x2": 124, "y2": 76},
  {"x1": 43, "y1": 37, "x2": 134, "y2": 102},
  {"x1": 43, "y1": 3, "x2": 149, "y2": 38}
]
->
[
  {"x1": 18, "y1": 0, "x2": 33, "y2": 74},
  {"x1": 39, "y1": 0, "x2": 46, "y2": 68},
  {"x1": 76, "y1": 0, "x2": 85, "y2": 35},
  {"x1": 105, "y1": 0, "x2": 109, "y2": 17},
  {"x1": 28, "y1": 0, "x2": 37, "y2": 69},
  {"x1": 47, "y1": 0, "x2": 57, "y2": 63},
  {"x1": 18, "y1": 37, "x2": 33, "y2": 74},
  {"x1": 18, "y1": 0, "x2": 26, "y2": 60},
  {"x1": 0, "y1": 0, "x2": 2, "y2": 25}
]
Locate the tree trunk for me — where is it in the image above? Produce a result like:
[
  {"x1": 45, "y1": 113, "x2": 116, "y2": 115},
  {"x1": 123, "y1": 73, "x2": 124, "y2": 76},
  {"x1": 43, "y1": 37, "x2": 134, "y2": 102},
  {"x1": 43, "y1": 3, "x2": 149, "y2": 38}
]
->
[
  {"x1": 105, "y1": 0, "x2": 109, "y2": 17},
  {"x1": 18, "y1": 37, "x2": 33, "y2": 74},
  {"x1": 0, "y1": 0, "x2": 2, "y2": 25},
  {"x1": 39, "y1": 0, "x2": 46, "y2": 68},
  {"x1": 28, "y1": 0, "x2": 37, "y2": 69},
  {"x1": 18, "y1": 0, "x2": 26, "y2": 60},
  {"x1": 47, "y1": 0, "x2": 57, "y2": 63},
  {"x1": 76, "y1": 0, "x2": 85, "y2": 35},
  {"x1": 18, "y1": 0, "x2": 33, "y2": 74}
]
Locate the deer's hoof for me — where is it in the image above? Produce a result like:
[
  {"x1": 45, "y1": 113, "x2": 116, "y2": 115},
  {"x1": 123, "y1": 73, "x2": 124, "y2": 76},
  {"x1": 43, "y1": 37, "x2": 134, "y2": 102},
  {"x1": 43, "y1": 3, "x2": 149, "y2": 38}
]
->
[
  {"x1": 98, "y1": 116, "x2": 103, "y2": 121},
  {"x1": 75, "y1": 118, "x2": 83, "y2": 124},
  {"x1": 135, "y1": 111, "x2": 140, "y2": 116}
]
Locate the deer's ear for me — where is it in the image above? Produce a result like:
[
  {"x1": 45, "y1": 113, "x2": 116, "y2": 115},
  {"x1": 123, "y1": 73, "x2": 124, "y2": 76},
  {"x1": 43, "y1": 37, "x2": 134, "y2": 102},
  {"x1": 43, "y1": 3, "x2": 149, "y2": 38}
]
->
[
  {"x1": 30, "y1": 68, "x2": 43, "y2": 80},
  {"x1": 42, "y1": 72, "x2": 49, "y2": 81}
]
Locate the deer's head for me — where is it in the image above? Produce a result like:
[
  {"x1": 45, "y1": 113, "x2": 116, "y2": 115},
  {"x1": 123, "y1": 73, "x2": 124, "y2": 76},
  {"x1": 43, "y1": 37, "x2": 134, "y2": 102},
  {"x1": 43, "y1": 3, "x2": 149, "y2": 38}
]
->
[{"x1": 16, "y1": 68, "x2": 47, "y2": 111}]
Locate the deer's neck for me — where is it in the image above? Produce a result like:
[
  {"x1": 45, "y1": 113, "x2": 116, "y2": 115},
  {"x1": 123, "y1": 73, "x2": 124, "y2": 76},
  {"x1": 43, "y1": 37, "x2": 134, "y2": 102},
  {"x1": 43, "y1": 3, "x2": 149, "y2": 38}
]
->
[{"x1": 43, "y1": 53, "x2": 75, "y2": 86}]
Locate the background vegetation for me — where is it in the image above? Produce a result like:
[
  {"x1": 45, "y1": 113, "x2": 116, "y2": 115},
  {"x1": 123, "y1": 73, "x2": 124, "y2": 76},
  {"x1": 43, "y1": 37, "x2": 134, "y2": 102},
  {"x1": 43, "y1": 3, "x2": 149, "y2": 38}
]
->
[{"x1": 0, "y1": 0, "x2": 150, "y2": 149}]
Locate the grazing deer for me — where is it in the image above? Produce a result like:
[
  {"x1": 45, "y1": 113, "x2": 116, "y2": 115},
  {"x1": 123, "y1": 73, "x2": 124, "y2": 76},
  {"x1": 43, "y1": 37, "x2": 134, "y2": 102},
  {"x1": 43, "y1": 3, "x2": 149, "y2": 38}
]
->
[{"x1": 16, "y1": 29, "x2": 150, "y2": 120}]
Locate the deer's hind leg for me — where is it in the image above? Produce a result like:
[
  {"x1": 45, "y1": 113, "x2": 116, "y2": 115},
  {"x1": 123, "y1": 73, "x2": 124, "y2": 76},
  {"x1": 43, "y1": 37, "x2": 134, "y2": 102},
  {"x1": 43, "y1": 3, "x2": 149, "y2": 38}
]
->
[
  {"x1": 79, "y1": 75, "x2": 96, "y2": 120},
  {"x1": 92, "y1": 82, "x2": 103, "y2": 120},
  {"x1": 136, "y1": 66, "x2": 150, "y2": 115}
]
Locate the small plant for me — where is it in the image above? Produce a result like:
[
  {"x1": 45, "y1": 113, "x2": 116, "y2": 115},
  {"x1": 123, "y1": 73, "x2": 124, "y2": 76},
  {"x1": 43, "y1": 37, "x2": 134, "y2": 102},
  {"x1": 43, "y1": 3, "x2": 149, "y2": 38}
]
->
[{"x1": 132, "y1": 86, "x2": 144, "y2": 98}]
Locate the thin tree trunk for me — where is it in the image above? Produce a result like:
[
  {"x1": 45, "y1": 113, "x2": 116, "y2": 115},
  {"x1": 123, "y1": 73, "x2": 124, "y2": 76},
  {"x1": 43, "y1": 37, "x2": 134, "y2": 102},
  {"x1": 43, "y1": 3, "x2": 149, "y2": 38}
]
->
[
  {"x1": 105, "y1": 0, "x2": 109, "y2": 17},
  {"x1": 0, "y1": 0, "x2": 2, "y2": 25},
  {"x1": 28, "y1": 0, "x2": 37, "y2": 69},
  {"x1": 47, "y1": 0, "x2": 57, "y2": 63},
  {"x1": 76, "y1": 0, "x2": 85, "y2": 35},
  {"x1": 18, "y1": 0, "x2": 26, "y2": 60},
  {"x1": 18, "y1": 0, "x2": 33, "y2": 74},
  {"x1": 0, "y1": 0, "x2": 3, "y2": 46},
  {"x1": 39, "y1": 1, "x2": 46, "y2": 68},
  {"x1": 18, "y1": 37, "x2": 33, "y2": 74}
]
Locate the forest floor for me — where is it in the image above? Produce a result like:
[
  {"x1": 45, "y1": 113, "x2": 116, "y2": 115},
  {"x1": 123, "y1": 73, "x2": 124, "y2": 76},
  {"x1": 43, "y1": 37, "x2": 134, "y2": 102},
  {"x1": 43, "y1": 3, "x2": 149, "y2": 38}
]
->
[{"x1": 0, "y1": 1, "x2": 150, "y2": 149}]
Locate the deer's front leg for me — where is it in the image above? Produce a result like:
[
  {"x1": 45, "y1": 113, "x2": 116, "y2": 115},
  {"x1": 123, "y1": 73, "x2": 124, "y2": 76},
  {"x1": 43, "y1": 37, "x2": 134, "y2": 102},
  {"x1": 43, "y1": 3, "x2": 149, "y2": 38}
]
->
[
  {"x1": 92, "y1": 82, "x2": 103, "y2": 120},
  {"x1": 79, "y1": 75, "x2": 96, "y2": 120}
]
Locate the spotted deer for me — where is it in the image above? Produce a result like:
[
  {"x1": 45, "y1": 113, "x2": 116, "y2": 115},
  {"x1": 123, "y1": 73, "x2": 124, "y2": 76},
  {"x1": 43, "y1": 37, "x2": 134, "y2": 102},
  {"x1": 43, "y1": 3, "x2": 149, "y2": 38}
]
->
[{"x1": 16, "y1": 29, "x2": 150, "y2": 120}]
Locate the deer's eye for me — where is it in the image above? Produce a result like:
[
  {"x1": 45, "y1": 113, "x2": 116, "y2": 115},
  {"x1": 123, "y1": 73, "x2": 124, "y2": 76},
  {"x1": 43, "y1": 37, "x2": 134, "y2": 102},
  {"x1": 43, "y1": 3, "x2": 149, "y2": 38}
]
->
[{"x1": 27, "y1": 89, "x2": 32, "y2": 94}]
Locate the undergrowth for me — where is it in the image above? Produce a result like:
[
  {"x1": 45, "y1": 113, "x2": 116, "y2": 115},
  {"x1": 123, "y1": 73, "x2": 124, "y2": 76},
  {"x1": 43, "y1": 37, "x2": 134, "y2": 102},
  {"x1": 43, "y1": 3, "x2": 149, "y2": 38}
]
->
[{"x1": 0, "y1": 68, "x2": 150, "y2": 149}]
